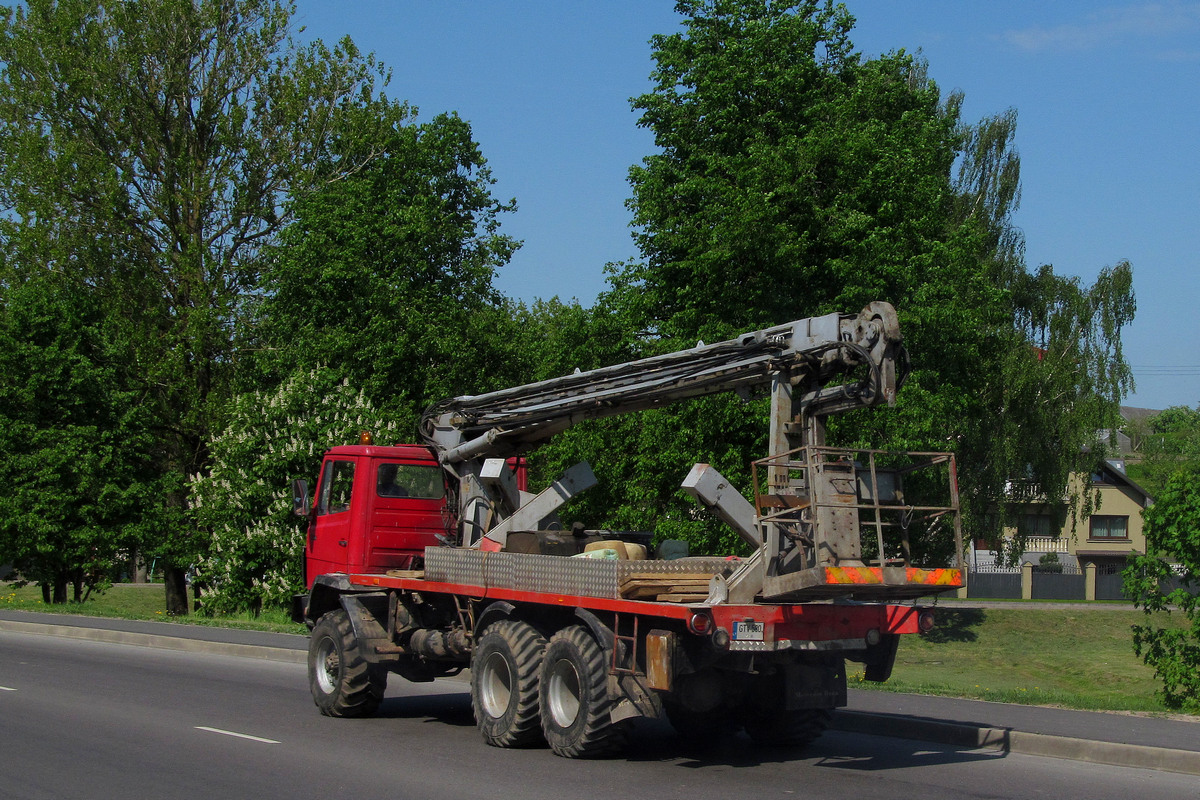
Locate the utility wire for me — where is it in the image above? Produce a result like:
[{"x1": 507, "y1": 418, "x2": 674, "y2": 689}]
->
[{"x1": 1131, "y1": 366, "x2": 1200, "y2": 376}]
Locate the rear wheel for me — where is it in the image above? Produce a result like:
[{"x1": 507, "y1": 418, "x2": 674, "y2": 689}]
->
[
  {"x1": 308, "y1": 609, "x2": 386, "y2": 717},
  {"x1": 664, "y1": 669, "x2": 739, "y2": 743},
  {"x1": 664, "y1": 702, "x2": 739, "y2": 744},
  {"x1": 743, "y1": 708, "x2": 831, "y2": 749},
  {"x1": 471, "y1": 619, "x2": 547, "y2": 747},
  {"x1": 539, "y1": 625, "x2": 629, "y2": 758}
]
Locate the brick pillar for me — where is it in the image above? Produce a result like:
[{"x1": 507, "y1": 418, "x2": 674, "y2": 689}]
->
[
  {"x1": 1021, "y1": 561, "x2": 1033, "y2": 600},
  {"x1": 1085, "y1": 561, "x2": 1097, "y2": 602}
]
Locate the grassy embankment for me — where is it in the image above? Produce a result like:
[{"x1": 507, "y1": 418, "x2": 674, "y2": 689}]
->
[
  {"x1": 0, "y1": 582, "x2": 304, "y2": 634},
  {"x1": 2, "y1": 582, "x2": 1193, "y2": 716},
  {"x1": 851, "y1": 605, "x2": 1191, "y2": 714}
]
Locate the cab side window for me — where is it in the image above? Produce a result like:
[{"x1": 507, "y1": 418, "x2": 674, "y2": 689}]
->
[
  {"x1": 317, "y1": 460, "x2": 356, "y2": 515},
  {"x1": 377, "y1": 463, "x2": 446, "y2": 500}
]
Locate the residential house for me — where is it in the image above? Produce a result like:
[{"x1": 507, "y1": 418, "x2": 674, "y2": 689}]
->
[{"x1": 973, "y1": 459, "x2": 1154, "y2": 572}]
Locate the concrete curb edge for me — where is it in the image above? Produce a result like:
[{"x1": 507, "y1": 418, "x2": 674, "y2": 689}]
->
[
  {"x1": 832, "y1": 710, "x2": 1200, "y2": 776},
  {"x1": 0, "y1": 618, "x2": 307, "y2": 665}
]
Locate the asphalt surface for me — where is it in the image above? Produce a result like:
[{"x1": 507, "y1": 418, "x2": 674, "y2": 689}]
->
[
  {"x1": 8, "y1": 631, "x2": 1197, "y2": 800},
  {"x1": 2, "y1": 607, "x2": 1198, "y2": 776}
]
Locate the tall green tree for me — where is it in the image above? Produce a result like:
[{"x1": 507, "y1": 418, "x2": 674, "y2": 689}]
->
[
  {"x1": 195, "y1": 107, "x2": 523, "y2": 615},
  {"x1": 0, "y1": 0, "x2": 408, "y2": 612},
  {"x1": 0, "y1": 259, "x2": 160, "y2": 602},
  {"x1": 1127, "y1": 405, "x2": 1200, "y2": 497},
  {"x1": 590, "y1": 0, "x2": 1134, "y2": 553},
  {"x1": 620, "y1": 0, "x2": 967, "y2": 340},
  {"x1": 255, "y1": 108, "x2": 520, "y2": 427}
]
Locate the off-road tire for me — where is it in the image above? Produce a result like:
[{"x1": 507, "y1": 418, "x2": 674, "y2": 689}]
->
[
  {"x1": 539, "y1": 625, "x2": 629, "y2": 759},
  {"x1": 743, "y1": 708, "x2": 831, "y2": 749},
  {"x1": 308, "y1": 609, "x2": 386, "y2": 717},
  {"x1": 664, "y1": 701, "x2": 739, "y2": 744},
  {"x1": 471, "y1": 619, "x2": 547, "y2": 748}
]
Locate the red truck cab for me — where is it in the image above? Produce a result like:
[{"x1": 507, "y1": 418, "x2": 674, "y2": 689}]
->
[{"x1": 299, "y1": 444, "x2": 451, "y2": 585}]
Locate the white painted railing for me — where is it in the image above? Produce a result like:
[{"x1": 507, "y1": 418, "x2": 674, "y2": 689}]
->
[{"x1": 1022, "y1": 536, "x2": 1068, "y2": 553}]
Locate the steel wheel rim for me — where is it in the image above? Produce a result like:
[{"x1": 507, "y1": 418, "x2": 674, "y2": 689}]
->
[
  {"x1": 546, "y1": 657, "x2": 581, "y2": 727},
  {"x1": 315, "y1": 636, "x2": 339, "y2": 694},
  {"x1": 479, "y1": 650, "x2": 513, "y2": 719}
]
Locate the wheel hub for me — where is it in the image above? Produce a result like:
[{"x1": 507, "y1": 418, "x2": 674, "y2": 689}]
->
[
  {"x1": 315, "y1": 638, "x2": 340, "y2": 694},
  {"x1": 479, "y1": 651, "x2": 513, "y2": 719},
  {"x1": 545, "y1": 657, "x2": 581, "y2": 727}
]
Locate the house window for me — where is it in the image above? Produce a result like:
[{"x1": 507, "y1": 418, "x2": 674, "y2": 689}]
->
[
  {"x1": 1090, "y1": 515, "x2": 1128, "y2": 540},
  {"x1": 1018, "y1": 514, "x2": 1053, "y2": 539}
]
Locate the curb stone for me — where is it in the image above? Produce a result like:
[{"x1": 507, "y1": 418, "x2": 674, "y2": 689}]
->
[
  {"x1": 0, "y1": 618, "x2": 307, "y2": 664},
  {"x1": 832, "y1": 710, "x2": 1200, "y2": 776}
]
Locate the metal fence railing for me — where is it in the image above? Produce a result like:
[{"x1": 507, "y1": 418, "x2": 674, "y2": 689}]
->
[
  {"x1": 966, "y1": 572, "x2": 1021, "y2": 599},
  {"x1": 962, "y1": 560, "x2": 1195, "y2": 602},
  {"x1": 1096, "y1": 571, "x2": 1128, "y2": 601},
  {"x1": 1032, "y1": 571, "x2": 1085, "y2": 601}
]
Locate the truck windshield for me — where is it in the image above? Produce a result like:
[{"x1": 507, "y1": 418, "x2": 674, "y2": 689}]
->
[{"x1": 377, "y1": 463, "x2": 445, "y2": 500}]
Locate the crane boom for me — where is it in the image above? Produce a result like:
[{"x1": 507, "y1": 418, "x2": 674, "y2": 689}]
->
[{"x1": 420, "y1": 302, "x2": 905, "y2": 463}]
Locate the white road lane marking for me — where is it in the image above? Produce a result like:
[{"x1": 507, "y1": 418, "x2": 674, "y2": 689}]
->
[
  {"x1": 0, "y1": 686, "x2": 16, "y2": 691},
  {"x1": 194, "y1": 726, "x2": 280, "y2": 744}
]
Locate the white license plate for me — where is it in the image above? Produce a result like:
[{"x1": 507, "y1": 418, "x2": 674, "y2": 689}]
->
[{"x1": 733, "y1": 620, "x2": 765, "y2": 641}]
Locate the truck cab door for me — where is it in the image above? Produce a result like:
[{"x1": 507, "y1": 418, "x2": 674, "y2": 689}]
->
[
  {"x1": 366, "y1": 459, "x2": 449, "y2": 570},
  {"x1": 307, "y1": 457, "x2": 360, "y2": 580}
]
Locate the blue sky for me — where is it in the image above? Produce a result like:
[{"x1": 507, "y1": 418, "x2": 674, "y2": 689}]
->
[{"x1": 292, "y1": 1, "x2": 1200, "y2": 412}]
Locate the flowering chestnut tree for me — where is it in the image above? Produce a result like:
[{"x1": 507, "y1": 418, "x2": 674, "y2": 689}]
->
[{"x1": 189, "y1": 368, "x2": 402, "y2": 614}]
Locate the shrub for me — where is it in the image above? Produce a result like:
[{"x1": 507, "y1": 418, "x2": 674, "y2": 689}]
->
[
  {"x1": 1124, "y1": 466, "x2": 1200, "y2": 712},
  {"x1": 1037, "y1": 552, "x2": 1064, "y2": 574},
  {"x1": 189, "y1": 368, "x2": 403, "y2": 614}
]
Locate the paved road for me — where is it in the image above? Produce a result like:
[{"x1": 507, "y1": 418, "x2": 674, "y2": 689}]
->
[
  {"x1": 3, "y1": 608, "x2": 1200, "y2": 773},
  {"x1": 1, "y1": 628, "x2": 1197, "y2": 800}
]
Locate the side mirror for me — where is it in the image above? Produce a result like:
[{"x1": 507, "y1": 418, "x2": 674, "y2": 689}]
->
[{"x1": 292, "y1": 478, "x2": 310, "y2": 517}]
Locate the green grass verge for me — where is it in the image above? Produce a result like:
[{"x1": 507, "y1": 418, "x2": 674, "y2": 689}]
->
[
  {"x1": 849, "y1": 607, "x2": 1193, "y2": 715},
  {"x1": 0, "y1": 582, "x2": 305, "y2": 634}
]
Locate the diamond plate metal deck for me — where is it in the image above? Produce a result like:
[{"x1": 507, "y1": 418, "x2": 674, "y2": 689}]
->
[{"x1": 423, "y1": 548, "x2": 734, "y2": 600}]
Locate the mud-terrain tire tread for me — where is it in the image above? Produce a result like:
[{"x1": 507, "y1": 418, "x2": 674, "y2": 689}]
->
[
  {"x1": 471, "y1": 619, "x2": 547, "y2": 748},
  {"x1": 539, "y1": 625, "x2": 629, "y2": 759},
  {"x1": 308, "y1": 609, "x2": 386, "y2": 718}
]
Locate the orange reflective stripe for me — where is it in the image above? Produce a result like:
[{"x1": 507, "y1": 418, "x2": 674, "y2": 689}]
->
[
  {"x1": 819, "y1": 566, "x2": 964, "y2": 587},
  {"x1": 905, "y1": 568, "x2": 964, "y2": 586},
  {"x1": 823, "y1": 567, "x2": 883, "y2": 584}
]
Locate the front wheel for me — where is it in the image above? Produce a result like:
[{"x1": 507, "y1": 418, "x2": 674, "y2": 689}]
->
[
  {"x1": 539, "y1": 625, "x2": 628, "y2": 758},
  {"x1": 308, "y1": 609, "x2": 386, "y2": 717}
]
